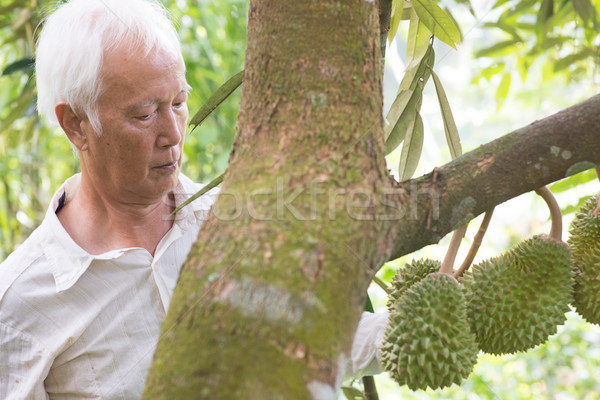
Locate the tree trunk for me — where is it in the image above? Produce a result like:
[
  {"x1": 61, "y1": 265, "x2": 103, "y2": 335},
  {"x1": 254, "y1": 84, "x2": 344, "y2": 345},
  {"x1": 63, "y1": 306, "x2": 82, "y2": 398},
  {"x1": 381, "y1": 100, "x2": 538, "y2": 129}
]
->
[
  {"x1": 143, "y1": 0, "x2": 600, "y2": 397},
  {"x1": 143, "y1": 0, "x2": 394, "y2": 398}
]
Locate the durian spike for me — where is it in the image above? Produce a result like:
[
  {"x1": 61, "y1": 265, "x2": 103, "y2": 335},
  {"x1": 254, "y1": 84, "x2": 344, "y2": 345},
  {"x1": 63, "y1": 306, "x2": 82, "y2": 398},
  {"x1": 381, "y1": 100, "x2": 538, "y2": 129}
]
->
[
  {"x1": 534, "y1": 186, "x2": 563, "y2": 242},
  {"x1": 453, "y1": 209, "x2": 494, "y2": 279},
  {"x1": 439, "y1": 224, "x2": 468, "y2": 275}
]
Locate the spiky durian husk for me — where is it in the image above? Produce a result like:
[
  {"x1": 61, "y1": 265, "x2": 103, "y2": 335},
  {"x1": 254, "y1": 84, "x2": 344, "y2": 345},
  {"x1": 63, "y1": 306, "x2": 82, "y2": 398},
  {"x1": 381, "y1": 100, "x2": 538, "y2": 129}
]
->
[
  {"x1": 386, "y1": 259, "x2": 441, "y2": 311},
  {"x1": 380, "y1": 273, "x2": 478, "y2": 391},
  {"x1": 568, "y1": 194, "x2": 600, "y2": 324},
  {"x1": 461, "y1": 234, "x2": 573, "y2": 355}
]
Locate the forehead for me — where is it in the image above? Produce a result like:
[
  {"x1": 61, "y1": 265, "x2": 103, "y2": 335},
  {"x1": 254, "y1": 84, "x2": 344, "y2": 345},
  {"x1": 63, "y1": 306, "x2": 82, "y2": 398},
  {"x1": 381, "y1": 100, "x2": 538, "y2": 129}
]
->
[{"x1": 99, "y1": 45, "x2": 186, "y2": 104}]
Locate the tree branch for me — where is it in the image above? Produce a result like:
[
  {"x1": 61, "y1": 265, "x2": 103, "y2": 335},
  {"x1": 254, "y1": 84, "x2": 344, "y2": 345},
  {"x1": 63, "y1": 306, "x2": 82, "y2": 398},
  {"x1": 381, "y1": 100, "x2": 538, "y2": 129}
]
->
[{"x1": 388, "y1": 94, "x2": 600, "y2": 261}]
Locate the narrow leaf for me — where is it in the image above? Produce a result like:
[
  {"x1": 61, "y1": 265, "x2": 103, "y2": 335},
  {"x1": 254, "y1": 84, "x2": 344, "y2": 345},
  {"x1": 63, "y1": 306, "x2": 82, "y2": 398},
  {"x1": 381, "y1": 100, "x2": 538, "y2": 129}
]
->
[
  {"x1": 171, "y1": 173, "x2": 224, "y2": 215},
  {"x1": 572, "y1": 0, "x2": 594, "y2": 24},
  {"x1": 189, "y1": 70, "x2": 243, "y2": 133},
  {"x1": 398, "y1": 112, "x2": 424, "y2": 181},
  {"x1": 388, "y1": 0, "x2": 406, "y2": 45},
  {"x1": 413, "y1": 0, "x2": 461, "y2": 49},
  {"x1": 385, "y1": 88, "x2": 421, "y2": 154},
  {"x1": 400, "y1": 42, "x2": 435, "y2": 91},
  {"x1": 341, "y1": 386, "x2": 366, "y2": 400},
  {"x1": 405, "y1": 7, "x2": 431, "y2": 69},
  {"x1": 474, "y1": 39, "x2": 521, "y2": 58},
  {"x1": 431, "y1": 70, "x2": 462, "y2": 159},
  {"x1": 2, "y1": 57, "x2": 35, "y2": 76},
  {"x1": 554, "y1": 48, "x2": 594, "y2": 72},
  {"x1": 495, "y1": 73, "x2": 511, "y2": 109}
]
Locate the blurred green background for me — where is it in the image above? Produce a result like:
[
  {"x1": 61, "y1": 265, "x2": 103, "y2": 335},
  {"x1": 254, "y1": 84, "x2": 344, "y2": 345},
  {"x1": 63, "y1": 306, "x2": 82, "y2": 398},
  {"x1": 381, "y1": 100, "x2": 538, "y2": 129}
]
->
[{"x1": 1, "y1": 0, "x2": 599, "y2": 398}]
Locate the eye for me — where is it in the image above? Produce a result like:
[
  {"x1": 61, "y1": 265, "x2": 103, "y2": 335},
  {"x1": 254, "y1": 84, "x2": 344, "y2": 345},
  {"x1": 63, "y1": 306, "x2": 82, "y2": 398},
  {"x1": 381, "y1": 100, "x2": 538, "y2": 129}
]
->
[{"x1": 137, "y1": 113, "x2": 153, "y2": 121}]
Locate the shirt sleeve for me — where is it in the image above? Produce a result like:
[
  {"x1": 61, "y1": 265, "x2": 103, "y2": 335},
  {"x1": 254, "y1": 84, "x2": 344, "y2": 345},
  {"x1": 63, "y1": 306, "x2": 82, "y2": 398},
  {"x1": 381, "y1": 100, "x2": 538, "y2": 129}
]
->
[
  {"x1": 348, "y1": 311, "x2": 389, "y2": 379},
  {"x1": 0, "y1": 322, "x2": 51, "y2": 400}
]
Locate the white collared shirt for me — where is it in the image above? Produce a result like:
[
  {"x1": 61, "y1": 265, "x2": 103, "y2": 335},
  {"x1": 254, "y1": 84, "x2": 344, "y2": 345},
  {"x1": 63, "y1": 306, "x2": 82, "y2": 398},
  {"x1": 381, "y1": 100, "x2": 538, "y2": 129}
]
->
[{"x1": 0, "y1": 173, "x2": 387, "y2": 399}]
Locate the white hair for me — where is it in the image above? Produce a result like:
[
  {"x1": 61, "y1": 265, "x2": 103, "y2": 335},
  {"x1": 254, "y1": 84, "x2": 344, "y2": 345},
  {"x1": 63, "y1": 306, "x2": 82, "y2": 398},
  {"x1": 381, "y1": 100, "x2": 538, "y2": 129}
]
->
[{"x1": 35, "y1": 0, "x2": 183, "y2": 134}]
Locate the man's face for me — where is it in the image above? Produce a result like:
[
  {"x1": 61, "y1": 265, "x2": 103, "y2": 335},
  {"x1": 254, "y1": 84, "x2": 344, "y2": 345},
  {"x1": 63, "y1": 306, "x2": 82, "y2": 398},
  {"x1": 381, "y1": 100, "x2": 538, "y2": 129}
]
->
[{"x1": 80, "y1": 45, "x2": 188, "y2": 206}]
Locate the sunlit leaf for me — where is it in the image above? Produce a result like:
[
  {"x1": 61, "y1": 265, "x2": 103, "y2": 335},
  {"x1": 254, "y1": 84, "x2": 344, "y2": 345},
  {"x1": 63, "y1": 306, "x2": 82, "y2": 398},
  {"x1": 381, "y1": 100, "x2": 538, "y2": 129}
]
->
[
  {"x1": 516, "y1": 56, "x2": 530, "y2": 82},
  {"x1": 341, "y1": 386, "x2": 366, "y2": 400},
  {"x1": 475, "y1": 39, "x2": 521, "y2": 58},
  {"x1": 572, "y1": 0, "x2": 596, "y2": 25},
  {"x1": 431, "y1": 70, "x2": 461, "y2": 159},
  {"x1": 413, "y1": 0, "x2": 461, "y2": 49},
  {"x1": 550, "y1": 168, "x2": 597, "y2": 193},
  {"x1": 554, "y1": 48, "x2": 594, "y2": 71},
  {"x1": 502, "y1": 0, "x2": 538, "y2": 19},
  {"x1": 495, "y1": 72, "x2": 511, "y2": 109},
  {"x1": 536, "y1": 0, "x2": 554, "y2": 42},
  {"x1": 471, "y1": 63, "x2": 505, "y2": 83},
  {"x1": 398, "y1": 112, "x2": 424, "y2": 181},
  {"x1": 189, "y1": 70, "x2": 243, "y2": 133},
  {"x1": 388, "y1": 0, "x2": 405, "y2": 45}
]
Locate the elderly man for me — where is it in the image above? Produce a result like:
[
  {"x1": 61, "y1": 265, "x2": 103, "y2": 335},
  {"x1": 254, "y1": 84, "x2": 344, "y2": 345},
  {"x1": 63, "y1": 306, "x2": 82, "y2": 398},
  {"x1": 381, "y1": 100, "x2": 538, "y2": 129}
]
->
[{"x1": 0, "y1": 0, "x2": 387, "y2": 398}]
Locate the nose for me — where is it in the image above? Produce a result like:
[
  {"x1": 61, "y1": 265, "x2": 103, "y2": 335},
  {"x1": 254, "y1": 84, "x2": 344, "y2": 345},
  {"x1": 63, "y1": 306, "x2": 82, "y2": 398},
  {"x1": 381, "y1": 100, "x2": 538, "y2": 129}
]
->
[{"x1": 156, "y1": 108, "x2": 185, "y2": 148}]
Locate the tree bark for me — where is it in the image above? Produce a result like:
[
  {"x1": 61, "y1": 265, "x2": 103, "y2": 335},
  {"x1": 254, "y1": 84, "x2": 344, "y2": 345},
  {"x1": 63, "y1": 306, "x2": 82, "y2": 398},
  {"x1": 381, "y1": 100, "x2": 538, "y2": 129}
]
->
[{"x1": 143, "y1": 0, "x2": 394, "y2": 398}]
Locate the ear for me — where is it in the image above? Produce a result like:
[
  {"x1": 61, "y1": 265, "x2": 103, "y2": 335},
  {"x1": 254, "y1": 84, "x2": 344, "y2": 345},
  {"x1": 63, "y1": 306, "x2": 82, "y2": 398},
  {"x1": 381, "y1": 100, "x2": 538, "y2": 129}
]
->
[{"x1": 55, "y1": 102, "x2": 89, "y2": 151}]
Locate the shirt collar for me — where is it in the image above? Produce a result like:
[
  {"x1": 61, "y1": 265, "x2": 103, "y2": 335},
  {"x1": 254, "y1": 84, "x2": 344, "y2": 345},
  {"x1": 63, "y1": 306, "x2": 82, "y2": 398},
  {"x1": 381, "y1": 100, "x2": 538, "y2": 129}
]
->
[{"x1": 40, "y1": 173, "x2": 218, "y2": 293}]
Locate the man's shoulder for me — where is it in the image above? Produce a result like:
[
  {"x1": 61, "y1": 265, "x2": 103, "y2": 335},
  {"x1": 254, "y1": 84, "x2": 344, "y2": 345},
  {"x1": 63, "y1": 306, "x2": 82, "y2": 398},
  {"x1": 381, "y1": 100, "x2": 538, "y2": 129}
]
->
[{"x1": 0, "y1": 227, "x2": 47, "y2": 303}]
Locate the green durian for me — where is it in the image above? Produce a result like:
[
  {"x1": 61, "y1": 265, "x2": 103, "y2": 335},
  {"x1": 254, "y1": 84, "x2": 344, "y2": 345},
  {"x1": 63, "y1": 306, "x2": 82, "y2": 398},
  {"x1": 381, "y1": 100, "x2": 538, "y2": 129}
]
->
[
  {"x1": 386, "y1": 258, "x2": 441, "y2": 310},
  {"x1": 380, "y1": 273, "x2": 478, "y2": 391},
  {"x1": 461, "y1": 234, "x2": 573, "y2": 355},
  {"x1": 568, "y1": 194, "x2": 600, "y2": 324}
]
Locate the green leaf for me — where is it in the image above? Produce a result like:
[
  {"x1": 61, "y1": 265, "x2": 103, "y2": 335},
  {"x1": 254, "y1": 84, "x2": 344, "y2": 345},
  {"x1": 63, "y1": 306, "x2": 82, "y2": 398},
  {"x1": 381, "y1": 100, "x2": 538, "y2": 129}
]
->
[
  {"x1": 398, "y1": 112, "x2": 424, "y2": 181},
  {"x1": 413, "y1": 0, "x2": 461, "y2": 49},
  {"x1": 400, "y1": 41, "x2": 435, "y2": 91},
  {"x1": 550, "y1": 168, "x2": 597, "y2": 193},
  {"x1": 171, "y1": 173, "x2": 224, "y2": 215},
  {"x1": 364, "y1": 294, "x2": 374, "y2": 313},
  {"x1": 384, "y1": 88, "x2": 421, "y2": 154},
  {"x1": 341, "y1": 386, "x2": 366, "y2": 400},
  {"x1": 431, "y1": 70, "x2": 462, "y2": 159},
  {"x1": 561, "y1": 195, "x2": 593, "y2": 215},
  {"x1": 471, "y1": 62, "x2": 505, "y2": 83},
  {"x1": 572, "y1": 0, "x2": 595, "y2": 25},
  {"x1": 475, "y1": 39, "x2": 521, "y2": 58},
  {"x1": 189, "y1": 70, "x2": 243, "y2": 133},
  {"x1": 405, "y1": 7, "x2": 431, "y2": 69},
  {"x1": 388, "y1": 0, "x2": 405, "y2": 45},
  {"x1": 2, "y1": 57, "x2": 34, "y2": 76},
  {"x1": 516, "y1": 56, "x2": 530, "y2": 82},
  {"x1": 554, "y1": 48, "x2": 594, "y2": 71},
  {"x1": 495, "y1": 72, "x2": 511, "y2": 109}
]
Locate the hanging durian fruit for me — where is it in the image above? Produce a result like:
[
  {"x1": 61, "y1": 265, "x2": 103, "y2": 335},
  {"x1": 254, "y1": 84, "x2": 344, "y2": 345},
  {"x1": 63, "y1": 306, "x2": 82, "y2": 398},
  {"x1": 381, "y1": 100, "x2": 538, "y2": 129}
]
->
[
  {"x1": 386, "y1": 258, "x2": 441, "y2": 310},
  {"x1": 380, "y1": 273, "x2": 478, "y2": 391},
  {"x1": 568, "y1": 194, "x2": 600, "y2": 325},
  {"x1": 461, "y1": 234, "x2": 573, "y2": 355}
]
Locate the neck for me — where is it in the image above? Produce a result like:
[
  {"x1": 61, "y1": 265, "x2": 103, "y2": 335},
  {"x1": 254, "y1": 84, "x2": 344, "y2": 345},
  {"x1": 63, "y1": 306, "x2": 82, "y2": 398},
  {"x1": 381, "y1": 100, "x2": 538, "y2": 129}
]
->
[{"x1": 57, "y1": 174, "x2": 176, "y2": 256}]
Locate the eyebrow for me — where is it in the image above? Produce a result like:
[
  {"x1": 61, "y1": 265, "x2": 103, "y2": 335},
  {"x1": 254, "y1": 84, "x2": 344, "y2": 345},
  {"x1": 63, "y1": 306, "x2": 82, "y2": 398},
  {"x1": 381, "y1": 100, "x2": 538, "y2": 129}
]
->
[{"x1": 130, "y1": 85, "x2": 192, "y2": 110}]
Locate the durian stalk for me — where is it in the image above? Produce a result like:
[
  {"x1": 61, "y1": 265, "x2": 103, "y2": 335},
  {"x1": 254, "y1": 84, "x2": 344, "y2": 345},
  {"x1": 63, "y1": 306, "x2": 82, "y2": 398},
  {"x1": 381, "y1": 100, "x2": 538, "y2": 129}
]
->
[
  {"x1": 439, "y1": 224, "x2": 468, "y2": 275},
  {"x1": 454, "y1": 209, "x2": 494, "y2": 279},
  {"x1": 534, "y1": 186, "x2": 562, "y2": 242},
  {"x1": 372, "y1": 276, "x2": 389, "y2": 292}
]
